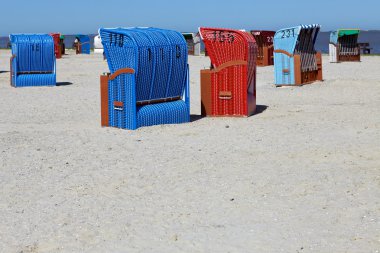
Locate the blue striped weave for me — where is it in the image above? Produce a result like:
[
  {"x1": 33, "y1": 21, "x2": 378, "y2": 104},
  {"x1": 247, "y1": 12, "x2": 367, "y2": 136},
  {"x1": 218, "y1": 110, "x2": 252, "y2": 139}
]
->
[
  {"x1": 76, "y1": 35, "x2": 91, "y2": 54},
  {"x1": 10, "y1": 34, "x2": 56, "y2": 87},
  {"x1": 273, "y1": 24, "x2": 320, "y2": 86},
  {"x1": 100, "y1": 27, "x2": 190, "y2": 130}
]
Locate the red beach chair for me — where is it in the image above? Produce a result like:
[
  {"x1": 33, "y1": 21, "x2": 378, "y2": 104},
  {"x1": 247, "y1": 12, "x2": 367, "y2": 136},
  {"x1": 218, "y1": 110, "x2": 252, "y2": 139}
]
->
[
  {"x1": 250, "y1": 30, "x2": 275, "y2": 66},
  {"x1": 199, "y1": 27, "x2": 257, "y2": 117},
  {"x1": 50, "y1": 33, "x2": 62, "y2": 59}
]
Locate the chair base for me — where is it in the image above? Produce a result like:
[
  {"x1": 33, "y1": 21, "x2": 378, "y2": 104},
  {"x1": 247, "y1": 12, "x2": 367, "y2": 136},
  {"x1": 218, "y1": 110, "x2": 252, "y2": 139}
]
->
[
  {"x1": 329, "y1": 44, "x2": 361, "y2": 63},
  {"x1": 200, "y1": 69, "x2": 256, "y2": 117},
  {"x1": 103, "y1": 100, "x2": 190, "y2": 130},
  {"x1": 136, "y1": 100, "x2": 190, "y2": 128},
  {"x1": 338, "y1": 54, "x2": 361, "y2": 62},
  {"x1": 100, "y1": 74, "x2": 189, "y2": 130},
  {"x1": 12, "y1": 74, "x2": 56, "y2": 87},
  {"x1": 275, "y1": 52, "x2": 323, "y2": 86},
  {"x1": 275, "y1": 70, "x2": 323, "y2": 87}
]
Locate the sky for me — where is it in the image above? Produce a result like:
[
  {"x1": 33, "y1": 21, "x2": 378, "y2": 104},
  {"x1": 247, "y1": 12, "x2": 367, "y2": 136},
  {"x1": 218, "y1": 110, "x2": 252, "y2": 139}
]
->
[{"x1": 0, "y1": 0, "x2": 379, "y2": 36}]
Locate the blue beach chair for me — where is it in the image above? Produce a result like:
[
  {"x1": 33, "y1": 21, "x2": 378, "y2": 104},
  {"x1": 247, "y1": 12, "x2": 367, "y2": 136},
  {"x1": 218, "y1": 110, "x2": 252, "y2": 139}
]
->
[
  {"x1": 99, "y1": 27, "x2": 190, "y2": 130},
  {"x1": 273, "y1": 24, "x2": 322, "y2": 86},
  {"x1": 10, "y1": 34, "x2": 56, "y2": 87},
  {"x1": 75, "y1": 34, "x2": 91, "y2": 54}
]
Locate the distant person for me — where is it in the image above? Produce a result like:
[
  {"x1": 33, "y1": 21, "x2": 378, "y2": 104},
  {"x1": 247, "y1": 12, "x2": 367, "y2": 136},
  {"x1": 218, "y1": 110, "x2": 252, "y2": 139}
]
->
[
  {"x1": 60, "y1": 37, "x2": 65, "y2": 55},
  {"x1": 73, "y1": 37, "x2": 80, "y2": 54}
]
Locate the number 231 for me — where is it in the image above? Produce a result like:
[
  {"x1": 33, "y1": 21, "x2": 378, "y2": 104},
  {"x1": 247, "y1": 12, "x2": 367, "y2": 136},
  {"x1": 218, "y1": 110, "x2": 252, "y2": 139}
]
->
[{"x1": 281, "y1": 29, "x2": 295, "y2": 38}]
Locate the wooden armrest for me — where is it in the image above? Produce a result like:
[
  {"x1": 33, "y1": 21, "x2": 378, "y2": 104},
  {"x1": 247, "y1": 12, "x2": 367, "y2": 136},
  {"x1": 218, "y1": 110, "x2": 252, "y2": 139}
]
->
[
  {"x1": 10, "y1": 55, "x2": 16, "y2": 86},
  {"x1": 109, "y1": 68, "x2": 135, "y2": 80},
  {"x1": 10, "y1": 55, "x2": 16, "y2": 70},
  {"x1": 273, "y1": 49, "x2": 293, "y2": 57},
  {"x1": 204, "y1": 60, "x2": 247, "y2": 74}
]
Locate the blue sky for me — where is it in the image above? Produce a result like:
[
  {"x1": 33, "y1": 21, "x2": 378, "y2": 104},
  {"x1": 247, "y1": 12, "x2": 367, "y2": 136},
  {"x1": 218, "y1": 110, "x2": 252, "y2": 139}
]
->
[{"x1": 1, "y1": 0, "x2": 379, "y2": 36}]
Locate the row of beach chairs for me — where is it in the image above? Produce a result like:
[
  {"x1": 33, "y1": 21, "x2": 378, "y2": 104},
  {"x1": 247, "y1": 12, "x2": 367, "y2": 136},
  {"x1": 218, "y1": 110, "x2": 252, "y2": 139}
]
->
[
  {"x1": 7, "y1": 25, "x2": 361, "y2": 129},
  {"x1": 50, "y1": 33, "x2": 91, "y2": 56},
  {"x1": 89, "y1": 29, "x2": 363, "y2": 64},
  {"x1": 29, "y1": 29, "x2": 360, "y2": 65}
]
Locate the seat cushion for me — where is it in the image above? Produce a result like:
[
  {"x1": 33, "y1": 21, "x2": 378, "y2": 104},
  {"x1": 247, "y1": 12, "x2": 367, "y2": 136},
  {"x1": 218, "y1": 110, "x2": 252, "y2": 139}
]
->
[
  {"x1": 137, "y1": 100, "x2": 189, "y2": 128},
  {"x1": 15, "y1": 74, "x2": 56, "y2": 87}
]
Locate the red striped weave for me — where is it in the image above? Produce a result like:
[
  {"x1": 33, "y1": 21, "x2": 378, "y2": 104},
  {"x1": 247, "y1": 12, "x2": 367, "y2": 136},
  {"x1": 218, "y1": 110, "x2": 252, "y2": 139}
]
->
[{"x1": 199, "y1": 28, "x2": 256, "y2": 116}]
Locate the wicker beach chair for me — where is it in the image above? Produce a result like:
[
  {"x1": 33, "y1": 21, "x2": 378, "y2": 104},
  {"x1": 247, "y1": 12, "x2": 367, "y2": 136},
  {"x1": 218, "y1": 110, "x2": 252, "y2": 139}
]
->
[
  {"x1": 273, "y1": 24, "x2": 322, "y2": 86},
  {"x1": 50, "y1": 33, "x2": 62, "y2": 59},
  {"x1": 182, "y1": 33, "x2": 201, "y2": 56},
  {"x1": 94, "y1": 35, "x2": 104, "y2": 54},
  {"x1": 75, "y1": 34, "x2": 91, "y2": 54},
  {"x1": 329, "y1": 29, "x2": 360, "y2": 63},
  {"x1": 10, "y1": 34, "x2": 56, "y2": 87},
  {"x1": 60, "y1": 35, "x2": 65, "y2": 55},
  {"x1": 99, "y1": 27, "x2": 190, "y2": 130},
  {"x1": 250, "y1": 30, "x2": 275, "y2": 66},
  {"x1": 199, "y1": 27, "x2": 257, "y2": 117}
]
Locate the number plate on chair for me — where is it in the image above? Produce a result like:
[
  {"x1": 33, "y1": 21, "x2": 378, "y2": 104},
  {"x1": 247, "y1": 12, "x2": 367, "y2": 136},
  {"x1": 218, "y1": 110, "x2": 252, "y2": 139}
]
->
[
  {"x1": 219, "y1": 91, "x2": 232, "y2": 100},
  {"x1": 114, "y1": 101, "x2": 123, "y2": 110}
]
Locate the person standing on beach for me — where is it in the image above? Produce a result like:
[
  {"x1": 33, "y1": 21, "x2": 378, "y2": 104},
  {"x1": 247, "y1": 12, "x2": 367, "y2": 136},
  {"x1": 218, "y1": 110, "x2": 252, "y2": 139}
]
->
[{"x1": 73, "y1": 37, "x2": 80, "y2": 54}]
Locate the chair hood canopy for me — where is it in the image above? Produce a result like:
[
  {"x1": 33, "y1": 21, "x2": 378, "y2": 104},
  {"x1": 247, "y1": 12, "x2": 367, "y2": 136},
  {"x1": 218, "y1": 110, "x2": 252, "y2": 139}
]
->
[
  {"x1": 198, "y1": 27, "x2": 256, "y2": 67},
  {"x1": 10, "y1": 34, "x2": 55, "y2": 73},
  {"x1": 251, "y1": 30, "x2": 275, "y2": 37},
  {"x1": 251, "y1": 30, "x2": 275, "y2": 47},
  {"x1": 274, "y1": 24, "x2": 320, "y2": 55},
  {"x1": 100, "y1": 27, "x2": 188, "y2": 102},
  {"x1": 76, "y1": 34, "x2": 90, "y2": 42},
  {"x1": 10, "y1": 34, "x2": 54, "y2": 45},
  {"x1": 330, "y1": 29, "x2": 360, "y2": 44}
]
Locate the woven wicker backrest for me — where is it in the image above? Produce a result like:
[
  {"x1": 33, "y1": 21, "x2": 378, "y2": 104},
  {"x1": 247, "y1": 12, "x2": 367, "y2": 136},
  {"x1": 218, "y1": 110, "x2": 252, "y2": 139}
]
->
[
  {"x1": 10, "y1": 34, "x2": 55, "y2": 73},
  {"x1": 251, "y1": 31, "x2": 275, "y2": 47},
  {"x1": 275, "y1": 25, "x2": 320, "y2": 72},
  {"x1": 338, "y1": 34, "x2": 359, "y2": 55},
  {"x1": 251, "y1": 31, "x2": 274, "y2": 58},
  {"x1": 100, "y1": 27, "x2": 188, "y2": 102},
  {"x1": 199, "y1": 27, "x2": 256, "y2": 89}
]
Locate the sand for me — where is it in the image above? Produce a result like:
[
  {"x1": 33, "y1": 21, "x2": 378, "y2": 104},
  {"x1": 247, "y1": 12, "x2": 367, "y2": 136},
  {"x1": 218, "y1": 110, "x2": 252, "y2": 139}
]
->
[{"x1": 0, "y1": 50, "x2": 379, "y2": 252}]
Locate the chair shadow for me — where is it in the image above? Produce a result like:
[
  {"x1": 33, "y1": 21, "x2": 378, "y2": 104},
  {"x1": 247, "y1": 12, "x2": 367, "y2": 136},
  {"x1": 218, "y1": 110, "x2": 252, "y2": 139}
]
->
[
  {"x1": 190, "y1": 114, "x2": 204, "y2": 122},
  {"x1": 190, "y1": 105, "x2": 268, "y2": 121},
  {"x1": 56, "y1": 82, "x2": 73, "y2": 86},
  {"x1": 255, "y1": 105, "x2": 268, "y2": 115}
]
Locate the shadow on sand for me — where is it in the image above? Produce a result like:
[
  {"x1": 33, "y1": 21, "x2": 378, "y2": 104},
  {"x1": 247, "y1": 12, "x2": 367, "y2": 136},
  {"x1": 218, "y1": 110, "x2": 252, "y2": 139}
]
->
[
  {"x1": 56, "y1": 82, "x2": 73, "y2": 86},
  {"x1": 255, "y1": 105, "x2": 268, "y2": 115},
  {"x1": 190, "y1": 105, "x2": 268, "y2": 122},
  {"x1": 190, "y1": 115, "x2": 203, "y2": 122}
]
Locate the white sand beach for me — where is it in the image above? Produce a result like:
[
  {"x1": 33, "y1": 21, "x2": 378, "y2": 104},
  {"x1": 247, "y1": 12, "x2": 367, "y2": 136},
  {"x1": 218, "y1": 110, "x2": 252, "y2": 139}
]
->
[{"x1": 0, "y1": 50, "x2": 379, "y2": 252}]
